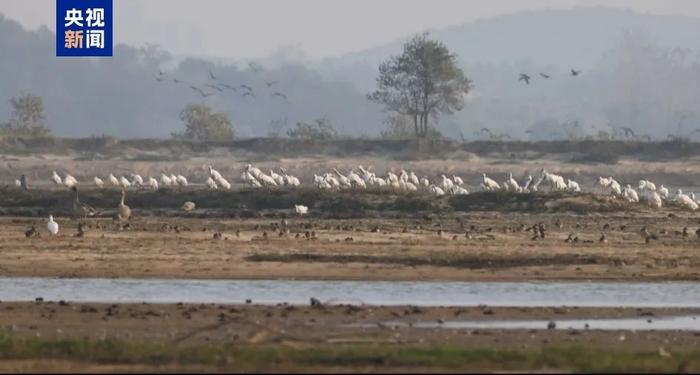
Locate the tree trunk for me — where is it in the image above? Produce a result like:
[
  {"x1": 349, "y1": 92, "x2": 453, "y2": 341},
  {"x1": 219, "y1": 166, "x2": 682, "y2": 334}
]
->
[{"x1": 413, "y1": 114, "x2": 419, "y2": 138}]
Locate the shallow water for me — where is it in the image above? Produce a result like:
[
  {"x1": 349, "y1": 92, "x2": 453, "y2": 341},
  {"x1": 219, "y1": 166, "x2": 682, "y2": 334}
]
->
[
  {"x1": 356, "y1": 315, "x2": 700, "y2": 332},
  {"x1": 1, "y1": 278, "x2": 700, "y2": 307}
]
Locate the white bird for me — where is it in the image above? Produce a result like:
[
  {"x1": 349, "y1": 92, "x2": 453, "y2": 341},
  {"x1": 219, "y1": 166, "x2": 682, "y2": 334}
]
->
[
  {"x1": 481, "y1": 173, "x2": 500, "y2": 191},
  {"x1": 453, "y1": 175, "x2": 464, "y2": 186},
  {"x1": 333, "y1": 169, "x2": 352, "y2": 188},
  {"x1": 206, "y1": 176, "x2": 218, "y2": 190},
  {"x1": 348, "y1": 170, "x2": 366, "y2": 189},
  {"x1": 623, "y1": 184, "x2": 639, "y2": 203},
  {"x1": 14, "y1": 179, "x2": 21, "y2": 187},
  {"x1": 506, "y1": 173, "x2": 520, "y2": 192},
  {"x1": 51, "y1": 171, "x2": 63, "y2": 185},
  {"x1": 63, "y1": 174, "x2": 78, "y2": 188},
  {"x1": 176, "y1": 175, "x2": 188, "y2": 186},
  {"x1": 659, "y1": 185, "x2": 670, "y2": 200},
  {"x1": 567, "y1": 179, "x2": 581, "y2": 193},
  {"x1": 47, "y1": 215, "x2": 59, "y2": 235},
  {"x1": 522, "y1": 176, "x2": 533, "y2": 192},
  {"x1": 258, "y1": 174, "x2": 278, "y2": 187},
  {"x1": 420, "y1": 177, "x2": 430, "y2": 188},
  {"x1": 108, "y1": 173, "x2": 120, "y2": 187},
  {"x1": 118, "y1": 176, "x2": 131, "y2": 188},
  {"x1": 409, "y1": 172, "x2": 420, "y2": 185},
  {"x1": 646, "y1": 191, "x2": 663, "y2": 208},
  {"x1": 94, "y1": 177, "x2": 104, "y2": 188},
  {"x1": 294, "y1": 204, "x2": 309, "y2": 216},
  {"x1": 430, "y1": 185, "x2": 446, "y2": 196},
  {"x1": 216, "y1": 176, "x2": 231, "y2": 190},
  {"x1": 170, "y1": 174, "x2": 178, "y2": 184},
  {"x1": 160, "y1": 174, "x2": 172, "y2": 186},
  {"x1": 208, "y1": 165, "x2": 223, "y2": 181},
  {"x1": 131, "y1": 174, "x2": 144, "y2": 186},
  {"x1": 441, "y1": 175, "x2": 454, "y2": 191},
  {"x1": 270, "y1": 170, "x2": 285, "y2": 186},
  {"x1": 147, "y1": 177, "x2": 159, "y2": 190},
  {"x1": 676, "y1": 189, "x2": 699, "y2": 210}
]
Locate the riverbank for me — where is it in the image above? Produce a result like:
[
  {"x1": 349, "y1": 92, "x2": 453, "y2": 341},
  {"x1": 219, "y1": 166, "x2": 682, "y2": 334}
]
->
[{"x1": 0, "y1": 302, "x2": 698, "y2": 372}]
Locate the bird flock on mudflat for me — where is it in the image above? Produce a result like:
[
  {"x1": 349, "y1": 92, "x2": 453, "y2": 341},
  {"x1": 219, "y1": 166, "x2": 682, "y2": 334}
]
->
[{"x1": 37, "y1": 164, "x2": 700, "y2": 213}]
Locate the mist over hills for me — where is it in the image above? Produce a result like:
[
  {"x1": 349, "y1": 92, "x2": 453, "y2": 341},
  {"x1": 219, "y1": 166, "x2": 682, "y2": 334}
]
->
[{"x1": 1, "y1": 7, "x2": 700, "y2": 140}]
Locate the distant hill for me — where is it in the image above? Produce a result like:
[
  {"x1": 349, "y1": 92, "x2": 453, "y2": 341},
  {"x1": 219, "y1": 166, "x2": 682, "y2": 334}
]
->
[
  {"x1": 1, "y1": 8, "x2": 700, "y2": 140},
  {"x1": 321, "y1": 8, "x2": 700, "y2": 90}
]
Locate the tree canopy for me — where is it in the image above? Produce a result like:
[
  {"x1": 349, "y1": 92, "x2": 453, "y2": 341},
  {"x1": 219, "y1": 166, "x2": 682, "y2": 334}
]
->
[
  {"x1": 1, "y1": 93, "x2": 51, "y2": 137},
  {"x1": 368, "y1": 33, "x2": 472, "y2": 138},
  {"x1": 176, "y1": 103, "x2": 234, "y2": 141}
]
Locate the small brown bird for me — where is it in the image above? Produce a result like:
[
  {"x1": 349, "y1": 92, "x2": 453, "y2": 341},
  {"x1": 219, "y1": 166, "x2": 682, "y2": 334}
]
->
[
  {"x1": 599, "y1": 233, "x2": 607, "y2": 243},
  {"x1": 24, "y1": 225, "x2": 39, "y2": 238},
  {"x1": 565, "y1": 233, "x2": 574, "y2": 243},
  {"x1": 75, "y1": 222, "x2": 85, "y2": 237},
  {"x1": 213, "y1": 232, "x2": 222, "y2": 240}
]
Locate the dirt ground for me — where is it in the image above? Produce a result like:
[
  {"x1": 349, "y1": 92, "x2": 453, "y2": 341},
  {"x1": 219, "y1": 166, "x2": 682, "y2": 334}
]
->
[{"x1": 0, "y1": 209, "x2": 699, "y2": 281}]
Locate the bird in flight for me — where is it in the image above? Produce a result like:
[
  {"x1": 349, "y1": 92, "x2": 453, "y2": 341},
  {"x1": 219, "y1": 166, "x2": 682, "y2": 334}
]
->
[
  {"x1": 205, "y1": 83, "x2": 224, "y2": 93},
  {"x1": 519, "y1": 73, "x2": 531, "y2": 85},
  {"x1": 571, "y1": 69, "x2": 582, "y2": 76},
  {"x1": 240, "y1": 84, "x2": 253, "y2": 92},
  {"x1": 242, "y1": 92, "x2": 256, "y2": 98},
  {"x1": 539, "y1": 73, "x2": 551, "y2": 79},
  {"x1": 265, "y1": 80, "x2": 280, "y2": 87},
  {"x1": 220, "y1": 83, "x2": 238, "y2": 92},
  {"x1": 271, "y1": 92, "x2": 288, "y2": 101},
  {"x1": 209, "y1": 71, "x2": 217, "y2": 81},
  {"x1": 190, "y1": 86, "x2": 214, "y2": 98}
]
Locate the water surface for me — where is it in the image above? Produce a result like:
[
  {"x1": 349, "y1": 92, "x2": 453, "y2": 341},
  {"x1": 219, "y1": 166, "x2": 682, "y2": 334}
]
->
[{"x1": 1, "y1": 278, "x2": 699, "y2": 307}]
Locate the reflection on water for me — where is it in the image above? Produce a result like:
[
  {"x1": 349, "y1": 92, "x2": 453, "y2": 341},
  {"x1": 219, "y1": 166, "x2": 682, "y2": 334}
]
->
[
  {"x1": 355, "y1": 315, "x2": 700, "y2": 331},
  {"x1": 0, "y1": 278, "x2": 699, "y2": 307}
]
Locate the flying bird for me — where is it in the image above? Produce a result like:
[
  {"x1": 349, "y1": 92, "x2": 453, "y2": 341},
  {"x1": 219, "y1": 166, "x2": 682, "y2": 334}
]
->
[
  {"x1": 265, "y1": 80, "x2": 279, "y2": 87},
  {"x1": 571, "y1": 69, "x2": 582, "y2": 76},
  {"x1": 240, "y1": 84, "x2": 253, "y2": 91},
  {"x1": 519, "y1": 73, "x2": 531, "y2": 85},
  {"x1": 190, "y1": 86, "x2": 215, "y2": 98},
  {"x1": 205, "y1": 83, "x2": 224, "y2": 93},
  {"x1": 209, "y1": 70, "x2": 216, "y2": 80},
  {"x1": 539, "y1": 73, "x2": 551, "y2": 78},
  {"x1": 271, "y1": 92, "x2": 288, "y2": 101},
  {"x1": 221, "y1": 83, "x2": 238, "y2": 92},
  {"x1": 242, "y1": 92, "x2": 256, "y2": 98}
]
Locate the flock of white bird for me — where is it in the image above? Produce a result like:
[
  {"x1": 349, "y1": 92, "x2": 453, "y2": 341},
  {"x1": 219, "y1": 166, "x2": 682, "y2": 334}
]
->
[{"x1": 42, "y1": 165, "x2": 700, "y2": 212}]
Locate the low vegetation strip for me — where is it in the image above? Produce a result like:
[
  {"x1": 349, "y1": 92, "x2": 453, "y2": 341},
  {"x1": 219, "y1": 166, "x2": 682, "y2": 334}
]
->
[
  {"x1": 0, "y1": 335, "x2": 695, "y2": 372},
  {"x1": 244, "y1": 253, "x2": 611, "y2": 269},
  {"x1": 0, "y1": 187, "x2": 637, "y2": 217}
]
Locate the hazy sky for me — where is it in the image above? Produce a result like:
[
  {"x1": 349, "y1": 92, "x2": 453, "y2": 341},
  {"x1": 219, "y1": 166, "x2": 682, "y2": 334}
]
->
[{"x1": 3, "y1": 0, "x2": 700, "y2": 60}]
